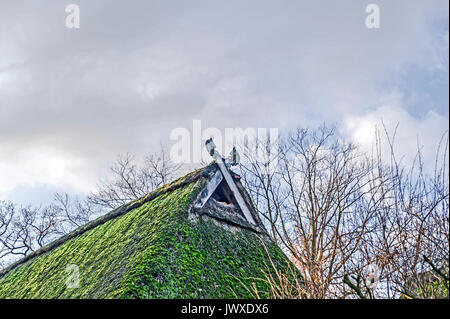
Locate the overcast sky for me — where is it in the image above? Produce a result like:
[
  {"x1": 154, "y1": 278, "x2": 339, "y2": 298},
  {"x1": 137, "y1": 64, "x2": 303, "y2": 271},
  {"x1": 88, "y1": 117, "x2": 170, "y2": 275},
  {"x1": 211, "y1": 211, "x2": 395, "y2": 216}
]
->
[{"x1": 0, "y1": 0, "x2": 448, "y2": 206}]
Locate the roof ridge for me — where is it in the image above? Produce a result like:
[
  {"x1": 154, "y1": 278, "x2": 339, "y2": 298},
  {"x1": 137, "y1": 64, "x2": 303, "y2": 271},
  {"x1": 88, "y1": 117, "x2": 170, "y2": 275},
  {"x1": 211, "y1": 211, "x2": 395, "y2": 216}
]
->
[{"x1": 0, "y1": 164, "x2": 215, "y2": 278}]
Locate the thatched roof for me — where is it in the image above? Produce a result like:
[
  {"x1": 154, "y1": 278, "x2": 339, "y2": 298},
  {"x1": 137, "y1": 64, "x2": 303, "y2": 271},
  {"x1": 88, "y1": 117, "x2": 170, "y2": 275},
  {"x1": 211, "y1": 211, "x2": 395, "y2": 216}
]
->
[{"x1": 0, "y1": 163, "x2": 292, "y2": 298}]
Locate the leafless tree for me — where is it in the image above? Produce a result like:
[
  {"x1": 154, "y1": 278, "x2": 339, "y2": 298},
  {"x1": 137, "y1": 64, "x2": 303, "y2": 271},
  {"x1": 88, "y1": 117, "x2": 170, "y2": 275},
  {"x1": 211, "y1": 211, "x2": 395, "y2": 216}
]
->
[
  {"x1": 0, "y1": 144, "x2": 183, "y2": 268},
  {"x1": 0, "y1": 195, "x2": 96, "y2": 267},
  {"x1": 239, "y1": 125, "x2": 384, "y2": 297},
  {"x1": 239, "y1": 124, "x2": 449, "y2": 299},
  {"x1": 347, "y1": 125, "x2": 449, "y2": 299},
  {"x1": 0, "y1": 203, "x2": 61, "y2": 264},
  {"x1": 88, "y1": 145, "x2": 183, "y2": 209},
  {"x1": 53, "y1": 193, "x2": 95, "y2": 229},
  {"x1": 0, "y1": 202, "x2": 16, "y2": 266}
]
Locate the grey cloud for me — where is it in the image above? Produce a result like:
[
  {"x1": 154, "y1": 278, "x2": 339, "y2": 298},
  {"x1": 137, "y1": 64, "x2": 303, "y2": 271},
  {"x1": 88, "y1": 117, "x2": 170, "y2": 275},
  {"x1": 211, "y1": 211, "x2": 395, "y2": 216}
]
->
[{"x1": 0, "y1": 0, "x2": 448, "y2": 202}]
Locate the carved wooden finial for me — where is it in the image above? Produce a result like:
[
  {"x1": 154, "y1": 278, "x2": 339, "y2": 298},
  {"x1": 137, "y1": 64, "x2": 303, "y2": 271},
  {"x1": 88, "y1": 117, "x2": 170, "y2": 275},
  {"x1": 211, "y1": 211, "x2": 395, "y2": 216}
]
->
[
  {"x1": 203, "y1": 138, "x2": 255, "y2": 225},
  {"x1": 205, "y1": 138, "x2": 240, "y2": 166}
]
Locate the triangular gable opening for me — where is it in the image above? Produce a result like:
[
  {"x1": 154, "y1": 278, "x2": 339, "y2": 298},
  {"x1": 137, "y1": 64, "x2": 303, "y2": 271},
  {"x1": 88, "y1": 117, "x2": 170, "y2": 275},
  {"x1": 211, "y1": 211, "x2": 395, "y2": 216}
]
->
[
  {"x1": 193, "y1": 166, "x2": 260, "y2": 232},
  {"x1": 211, "y1": 180, "x2": 237, "y2": 206}
]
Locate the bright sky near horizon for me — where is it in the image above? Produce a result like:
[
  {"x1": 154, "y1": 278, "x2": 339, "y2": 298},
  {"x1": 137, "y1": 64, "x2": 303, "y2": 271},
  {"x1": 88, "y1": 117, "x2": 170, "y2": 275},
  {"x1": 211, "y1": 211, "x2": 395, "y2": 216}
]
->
[{"x1": 0, "y1": 0, "x2": 448, "y2": 206}]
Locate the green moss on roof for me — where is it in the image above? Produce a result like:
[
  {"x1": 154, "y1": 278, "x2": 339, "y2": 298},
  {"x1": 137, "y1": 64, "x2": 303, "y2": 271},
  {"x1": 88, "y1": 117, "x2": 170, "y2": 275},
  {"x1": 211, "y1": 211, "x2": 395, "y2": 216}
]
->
[{"x1": 0, "y1": 166, "x2": 292, "y2": 299}]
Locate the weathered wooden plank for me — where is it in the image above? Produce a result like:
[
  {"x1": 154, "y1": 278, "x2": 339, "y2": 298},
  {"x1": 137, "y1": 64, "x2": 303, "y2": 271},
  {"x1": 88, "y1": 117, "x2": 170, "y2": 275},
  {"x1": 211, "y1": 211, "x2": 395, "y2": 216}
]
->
[
  {"x1": 194, "y1": 169, "x2": 223, "y2": 209},
  {"x1": 214, "y1": 155, "x2": 257, "y2": 225}
]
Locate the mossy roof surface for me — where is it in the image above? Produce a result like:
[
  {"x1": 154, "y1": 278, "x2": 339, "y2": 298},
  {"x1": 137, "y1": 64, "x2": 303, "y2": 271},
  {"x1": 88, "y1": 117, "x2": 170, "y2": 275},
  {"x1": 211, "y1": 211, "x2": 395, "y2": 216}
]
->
[{"x1": 0, "y1": 165, "x2": 291, "y2": 299}]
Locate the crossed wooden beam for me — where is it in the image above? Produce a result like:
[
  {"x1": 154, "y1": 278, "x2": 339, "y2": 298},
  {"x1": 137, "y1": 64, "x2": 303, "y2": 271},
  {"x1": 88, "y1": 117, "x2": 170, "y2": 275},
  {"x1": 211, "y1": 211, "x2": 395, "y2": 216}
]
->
[{"x1": 195, "y1": 138, "x2": 257, "y2": 226}]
